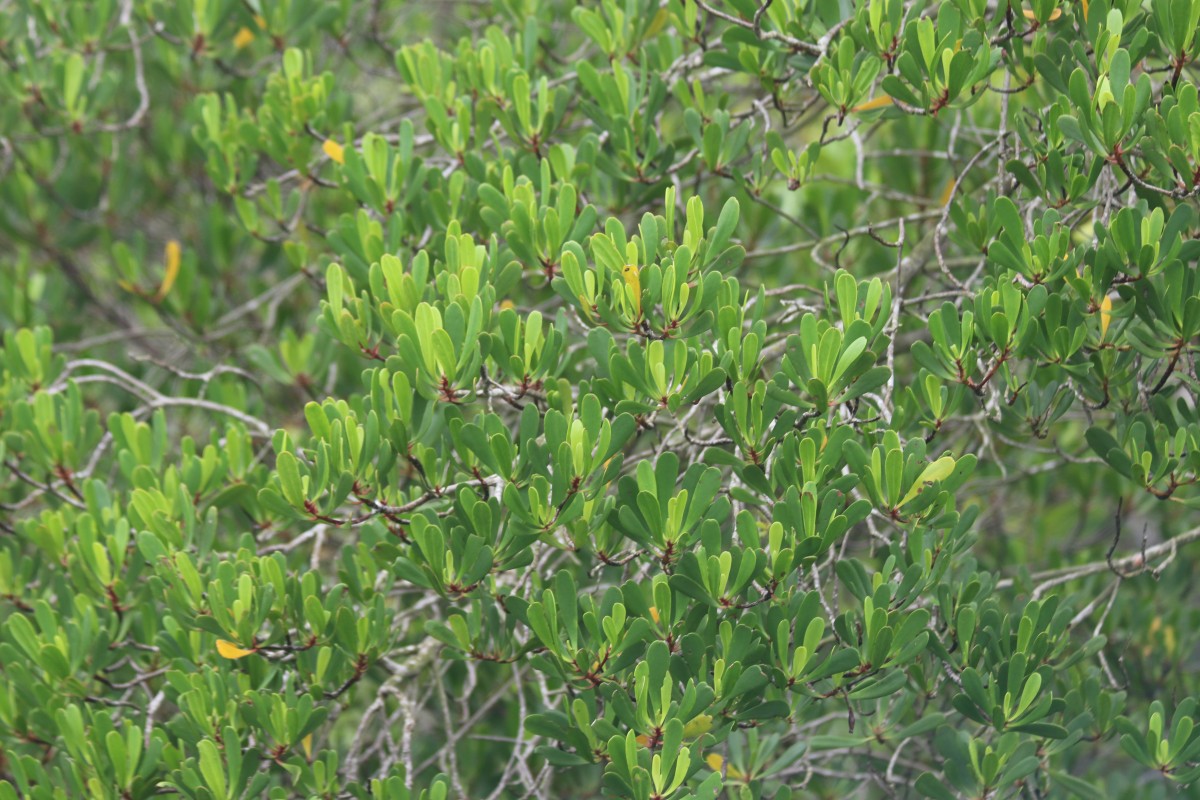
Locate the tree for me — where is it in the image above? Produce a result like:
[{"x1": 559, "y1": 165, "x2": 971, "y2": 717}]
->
[{"x1": 2, "y1": 1, "x2": 1200, "y2": 798}]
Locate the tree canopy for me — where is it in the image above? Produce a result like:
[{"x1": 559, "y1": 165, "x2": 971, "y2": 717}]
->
[{"x1": 3, "y1": 1, "x2": 1200, "y2": 798}]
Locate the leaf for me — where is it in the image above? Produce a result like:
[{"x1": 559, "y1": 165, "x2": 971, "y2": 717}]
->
[
  {"x1": 197, "y1": 739, "x2": 228, "y2": 799},
  {"x1": 915, "y1": 773, "x2": 958, "y2": 800},
  {"x1": 938, "y1": 176, "x2": 957, "y2": 207},
  {"x1": 899, "y1": 456, "x2": 957, "y2": 507},
  {"x1": 1099, "y1": 294, "x2": 1113, "y2": 339},
  {"x1": 275, "y1": 451, "x2": 306, "y2": 507},
  {"x1": 683, "y1": 714, "x2": 713, "y2": 738},
  {"x1": 63, "y1": 53, "x2": 85, "y2": 116},
  {"x1": 704, "y1": 753, "x2": 743, "y2": 779},
  {"x1": 1050, "y1": 771, "x2": 1103, "y2": 799},
  {"x1": 1085, "y1": 427, "x2": 1133, "y2": 478},
  {"x1": 851, "y1": 94, "x2": 894, "y2": 113},
  {"x1": 1023, "y1": 7, "x2": 1063, "y2": 22},
  {"x1": 233, "y1": 27, "x2": 255, "y2": 48},
  {"x1": 848, "y1": 670, "x2": 908, "y2": 700},
  {"x1": 621, "y1": 264, "x2": 641, "y2": 317},
  {"x1": 535, "y1": 745, "x2": 592, "y2": 766},
  {"x1": 216, "y1": 639, "x2": 257, "y2": 659},
  {"x1": 323, "y1": 139, "x2": 346, "y2": 165},
  {"x1": 709, "y1": 197, "x2": 740, "y2": 255},
  {"x1": 154, "y1": 240, "x2": 181, "y2": 302}
]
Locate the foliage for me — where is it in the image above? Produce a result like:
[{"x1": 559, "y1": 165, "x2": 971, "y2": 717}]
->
[{"x1": 3, "y1": 1, "x2": 1200, "y2": 798}]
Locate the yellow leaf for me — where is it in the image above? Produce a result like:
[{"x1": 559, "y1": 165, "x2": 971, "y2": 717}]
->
[
  {"x1": 254, "y1": 14, "x2": 267, "y2": 29},
  {"x1": 938, "y1": 176, "x2": 957, "y2": 208},
  {"x1": 233, "y1": 27, "x2": 255, "y2": 49},
  {"x1": 1099, "y1": 294, "x2": 1112, "y2": 340},
  {"x1": 635, "y1": 734, "x2": 651, "y2": 747},
  {"x1": 649, "y1": 606, "x2": 660, "y2": 624},
  {"x1": 302, "y1": 733, "x2": 313, "y2": 759},
  {"x1": 216, "y1": 639, "x2": 256, "y2": 659},
  {"x1": 705, "y1": 753, "x2": 744, "y2": 779},
  {"x1": 851, "y1": 94, "x2": 894, "y2": 113},
  {"x1": 323, "y1": 139, "x2": 346, "y2": 165},
  {"x1": 155, "y1": 240, "x2": 181, "y2": 302},
  {"x1": 499, "y1": 299, "x2": 515, "y2": 311},
  {"x1": 1082, "y1": 0, "x2": 1088, "y2": 19},
  {"x1": 621, "y1": 264, "x2": 641, "y2": 318},
  {"x1": 682, "y1": 714, "x2": 713, "y2": 738},
  {"x1": 1022, "y1": 7, "x2": 1062, "y2": 21}
]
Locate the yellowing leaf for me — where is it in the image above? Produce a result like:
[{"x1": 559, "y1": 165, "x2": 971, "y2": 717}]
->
[
  {"x1": 645, "y1": 7, "x2": 669, "y2": 38},
  {"x1": 621, "y1": 264, "x2": 641, "y2": 318},
  {"x1": 499, "y1": 299, "x2": 515, "y2": 311},
  {"x1": 938, "y1": 176, "x2": 957, "y2": 208},
  {"x1": 323, "y1": 139, "x2": 346, "y2": 165},
  {"x1": 899, "y1": 456, "x2": 957, "y2": 508},
  {"x1": 254, "y1": 14, "x2": 267, "y2": 29},
  {"x1": 682, "y1": 714, "x2": 713, "y2": 738},
  {"x1": 216, "y1": 639, "x2": 256, "y2": 659},
  {"x1": 1099, "y1": 294, "x2": 1113, "y2": 339},
  {"x1": 635, "y1": 734, "x2": 651, "y2": 747},
  {"x1": 155, "y1": 240, "x2": 181, "y2": 302},
  {"x1": 649, "y1": 606, "x2": 660, "y2": 624},
  {"x1": 302, "y1": 733, "x2": 313, "y2": 759},
  {"x1": 851, "y1": 94, "x2": 894, "y2": 113},
  {"x1": 233, "y1": 27, "x2": 255, "y2": 49}
]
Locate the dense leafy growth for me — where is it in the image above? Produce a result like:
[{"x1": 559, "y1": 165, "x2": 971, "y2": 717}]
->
[{"x1": 3, "y1": 1, "x2": 1200, "y2": 798}]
